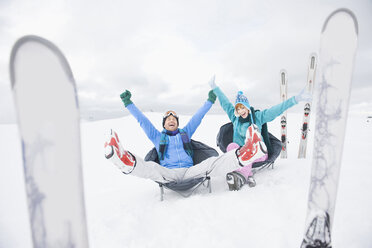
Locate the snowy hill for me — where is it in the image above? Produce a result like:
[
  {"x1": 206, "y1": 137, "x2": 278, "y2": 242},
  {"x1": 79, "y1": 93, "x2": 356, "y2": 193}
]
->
[{"x1": 1, "y1": 112, "x2": 371, "y2": 247}]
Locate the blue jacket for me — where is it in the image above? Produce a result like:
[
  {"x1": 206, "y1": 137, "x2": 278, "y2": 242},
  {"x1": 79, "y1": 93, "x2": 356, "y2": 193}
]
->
[
  {"x1": 213, "y1": 87, "x2": 298, "y2": 146},
  {"x1": 126, "y1": 101, "x2": 213, "y2": 169}
]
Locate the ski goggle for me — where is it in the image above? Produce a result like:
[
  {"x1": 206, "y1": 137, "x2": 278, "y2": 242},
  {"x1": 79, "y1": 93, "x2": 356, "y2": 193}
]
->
[{"x1": 163, "y1": 110, "x2": 178, "y2": 119}]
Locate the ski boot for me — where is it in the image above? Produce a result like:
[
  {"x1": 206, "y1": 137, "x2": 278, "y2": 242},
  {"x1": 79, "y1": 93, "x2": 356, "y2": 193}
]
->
[
  {"x1": 104, "y1": 129, "x2": 136, "y2": 174},
  {"x1": 226, "y1": 171, "x2": 247, "y2": 191},
  {"x1": 247, "y1": 176, "x2": 256, "y2": 187},
  {"x1": 236, "y1": 124, "x2": 267, "y2": 166}
]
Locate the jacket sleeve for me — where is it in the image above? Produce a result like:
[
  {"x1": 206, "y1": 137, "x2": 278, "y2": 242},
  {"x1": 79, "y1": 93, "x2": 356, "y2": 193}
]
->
[
  {"x1": 213, "y1": 87, "x2": 236, "y2": 122},
  {"x1": 255, "y1": 96, "x2": 297, "y2": 124},
  {"x1": 183, "y1": 101, "x2": 213, "y2": 138},
  {"x1": 126, "y1": 103, "x2": 160, "y2": 143}
]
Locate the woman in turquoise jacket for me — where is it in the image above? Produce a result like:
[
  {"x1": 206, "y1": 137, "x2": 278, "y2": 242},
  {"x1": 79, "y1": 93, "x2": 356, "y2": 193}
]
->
[{"x1": 209, "y1": 76, "x2": 311, "y2": 190}]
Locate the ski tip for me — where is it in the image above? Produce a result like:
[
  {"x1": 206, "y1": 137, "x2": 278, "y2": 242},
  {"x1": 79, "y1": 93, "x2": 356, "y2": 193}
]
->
[
  {"x1": 279, "y1": 69, "x2": 287, "y2": 85},
  {"x1": 321, "y1": 8, "x2": 359, "y2": 35},
  {"x1": 9, "y1": 35, "x2": 75, "y2": 89},
  {"x1": 308, "y1": 53, "x2": 317, "y2": 69},
  {"x1": 309, "y1": 52, "x2": 317, "y2": 60},
  {"x1": 279, "y1": 69, "x2": 287, "y2": 74}
]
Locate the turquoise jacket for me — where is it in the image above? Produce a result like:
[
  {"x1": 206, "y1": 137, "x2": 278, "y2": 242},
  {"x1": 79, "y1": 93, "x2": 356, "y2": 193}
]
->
[
  {"x1": 126, "y1": 101, "x2": 213, "y2": 169},
  {"x1": 213, "y1": 87, "x2": 298, "y2": 146}
]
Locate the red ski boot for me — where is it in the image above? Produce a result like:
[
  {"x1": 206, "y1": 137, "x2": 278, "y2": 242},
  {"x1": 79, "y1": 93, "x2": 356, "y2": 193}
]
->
[
  {"x1": 236, "y1": 124, "x2": 267, "y2": 166},
  {"x1": 104, "y1": 129, "x2": 136, "y2": 174}
]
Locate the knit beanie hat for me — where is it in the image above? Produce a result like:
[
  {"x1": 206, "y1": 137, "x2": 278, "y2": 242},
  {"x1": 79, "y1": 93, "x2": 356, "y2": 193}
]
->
[
  {"x1": 234, "y1": 91, "x2": 251, "y2": 117},
  {"x1": 162, "y1": 110, "x2": 179, "y2": 128}
]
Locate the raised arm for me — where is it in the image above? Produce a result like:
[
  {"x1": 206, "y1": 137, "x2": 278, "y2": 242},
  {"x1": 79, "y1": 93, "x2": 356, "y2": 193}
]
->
[
  {"x1": 183, "y1": 90, "x2": 215, "y2": 137},
  {"x1": 208, "y1": 75, "x2": 236, "y2": 122},
  {"x1": 255, "y1": 97, "x2": 297, "y2": 124},
  {"x1": 255, "y1": 86, "x2": 312, "y2": 124},
  {"x1": 213, "y1": 87, "x2": 236, "y2": 122},
  {"x1": 120, "y1": 90, "x2": 160, "y2": 143}
]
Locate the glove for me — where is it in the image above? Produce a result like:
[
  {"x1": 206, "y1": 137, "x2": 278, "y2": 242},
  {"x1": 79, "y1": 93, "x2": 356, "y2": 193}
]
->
[
  {"x1": 295, "y1": 87, "x2": 312, "y2": 103},
  {"x1": 208, "y1": 90, "x2": 217, "y2": 104},
  {"x1": 208, "y1": 75, "x2": 217, "y2": 89},
  {"x1": 120, "y1": 90, "x2": 133, "y2": 107}
]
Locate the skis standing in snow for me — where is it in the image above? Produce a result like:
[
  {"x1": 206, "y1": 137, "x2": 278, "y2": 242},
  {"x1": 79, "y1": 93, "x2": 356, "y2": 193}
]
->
[
  {"x1": 279, "y1": 69, "x2": 288, "y2": 158},
  {"x1": 298, "y1": 54, "x2": 317, "y2": 159},
  {"x1": 301, "y1": 8, "x2": 358, "y2": 248},
  {"x1": 10, "y1": 36, "x2": 89, "y2": 248}
]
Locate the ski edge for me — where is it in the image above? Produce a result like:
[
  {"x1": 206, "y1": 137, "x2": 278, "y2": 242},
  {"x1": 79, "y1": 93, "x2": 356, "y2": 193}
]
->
[
  {"x1": 9, "y1": 35, "x2": 76, "y2": 91},
  {"x1": 321, "y1": 8, "x2": 358, "y2": 35}
]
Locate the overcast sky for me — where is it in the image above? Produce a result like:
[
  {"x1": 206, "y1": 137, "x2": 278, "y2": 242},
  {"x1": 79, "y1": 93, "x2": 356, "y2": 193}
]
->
[{"x1": 0, "y1": 0, "x2": 371, "y2": 123}]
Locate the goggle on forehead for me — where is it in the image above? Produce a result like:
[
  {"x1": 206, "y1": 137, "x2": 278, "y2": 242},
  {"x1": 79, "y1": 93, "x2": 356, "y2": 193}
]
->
[{"x1": 163, "y1": 110, "x2": 178, "y2": 119}]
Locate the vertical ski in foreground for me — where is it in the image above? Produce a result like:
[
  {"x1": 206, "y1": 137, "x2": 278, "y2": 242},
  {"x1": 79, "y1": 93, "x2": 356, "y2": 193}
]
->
[
  {"x1": 301, "y1": 9, "x2": 358, "y2": 248},
  {"x1": 298, "y1": 54, "x2": 317, "y2": 159},
  {"x1": 10, "y1": 35, "x2": 89, "y2": 247},
  {"x1": 280, "y1": 69, "x2": 288, "y2": 158}
]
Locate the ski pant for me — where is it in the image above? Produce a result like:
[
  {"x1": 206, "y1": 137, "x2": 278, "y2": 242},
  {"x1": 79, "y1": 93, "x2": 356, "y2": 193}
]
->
[{"x1": 129, "y1": 149, "x2": 241, "y2": 184}]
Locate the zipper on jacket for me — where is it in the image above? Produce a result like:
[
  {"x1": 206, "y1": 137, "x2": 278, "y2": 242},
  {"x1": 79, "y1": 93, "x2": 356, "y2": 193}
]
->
[{"x1": 174, "y1": 135, "x2": 182, "y2": 168}]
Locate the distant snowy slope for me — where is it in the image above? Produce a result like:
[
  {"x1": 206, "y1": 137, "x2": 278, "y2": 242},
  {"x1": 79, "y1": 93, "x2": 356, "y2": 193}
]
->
[{"x1": 1, "y1": 112, "x2": 371, "y2": 248}]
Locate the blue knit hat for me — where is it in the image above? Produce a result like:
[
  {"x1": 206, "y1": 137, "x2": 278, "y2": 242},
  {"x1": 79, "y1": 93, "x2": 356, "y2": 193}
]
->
[{"x1": 234, "y1": 91, "x2": 251, "y2": 117}]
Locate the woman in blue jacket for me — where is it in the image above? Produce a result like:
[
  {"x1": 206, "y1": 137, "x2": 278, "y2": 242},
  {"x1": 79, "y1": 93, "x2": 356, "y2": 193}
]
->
[{"x1": 209, "y1": 77, "x2": 311, "y2": 190}]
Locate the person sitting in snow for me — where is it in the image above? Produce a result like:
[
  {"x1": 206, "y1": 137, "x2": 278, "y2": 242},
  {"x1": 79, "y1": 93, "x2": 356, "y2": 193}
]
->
[
  {"x1": 104, "y1": 78, "x2": 273, "y2": 189},
  {"x1": 209, "y1": 76, "x2": 312, "y2": 191}
]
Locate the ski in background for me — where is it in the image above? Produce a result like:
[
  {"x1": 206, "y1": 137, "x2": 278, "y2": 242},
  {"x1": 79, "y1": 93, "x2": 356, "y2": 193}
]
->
[
  {"x1": 298, "y1": 53, "x2": 317, "y2": 159},
  {"x1": 279, "y1": 69, "x2": 288, "y2": 158},
  {"x1": 301, "y1": 8, "x2": 358, "y2": 248},
  {"x1": 10, "y1": 35, "x2": 89, "y2": 248}
]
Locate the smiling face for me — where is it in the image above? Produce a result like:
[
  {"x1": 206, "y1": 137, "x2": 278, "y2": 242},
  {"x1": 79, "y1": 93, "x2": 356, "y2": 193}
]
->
[
  {"x1": 164, "y1": 115, "x2": 179, "y2": 131},
  {"x1": 236, "y1": 104, "x2": 250, "y2": 119}
]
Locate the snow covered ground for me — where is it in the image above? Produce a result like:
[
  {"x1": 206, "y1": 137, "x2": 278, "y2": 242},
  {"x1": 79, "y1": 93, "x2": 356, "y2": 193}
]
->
[{"x1": 1, "y1": 111, "x2": 371, "y2": 247}]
